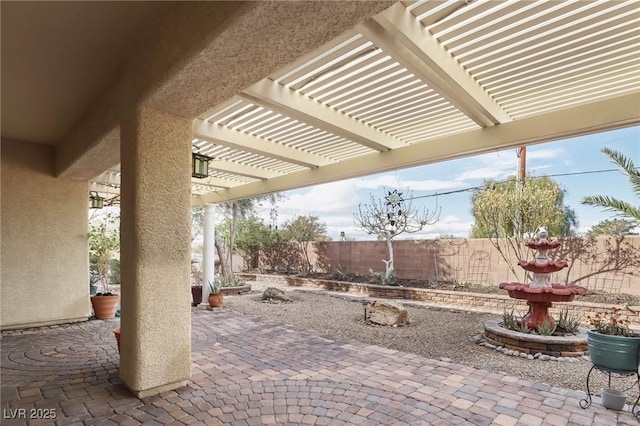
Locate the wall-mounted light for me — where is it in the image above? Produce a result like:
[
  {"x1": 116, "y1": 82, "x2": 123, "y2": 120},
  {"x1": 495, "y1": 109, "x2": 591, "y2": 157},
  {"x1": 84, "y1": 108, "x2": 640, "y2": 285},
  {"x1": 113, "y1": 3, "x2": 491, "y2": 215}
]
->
[
  {"x1": 89, "y1": 191, "x2": 104, "y2": 209},
  {"x1": 192, "y1": 151, "x2": 213, "y2": 179}
]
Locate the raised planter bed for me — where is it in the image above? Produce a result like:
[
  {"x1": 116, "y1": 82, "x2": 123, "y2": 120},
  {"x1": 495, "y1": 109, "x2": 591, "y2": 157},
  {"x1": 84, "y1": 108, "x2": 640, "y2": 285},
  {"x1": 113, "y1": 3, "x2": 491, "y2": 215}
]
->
[
  {"x1": 220, "y1": 284, "x2": 252, "y2": 296},
  {"x1": 483, "y1": 319, "x2": 588, "y2": 357}
]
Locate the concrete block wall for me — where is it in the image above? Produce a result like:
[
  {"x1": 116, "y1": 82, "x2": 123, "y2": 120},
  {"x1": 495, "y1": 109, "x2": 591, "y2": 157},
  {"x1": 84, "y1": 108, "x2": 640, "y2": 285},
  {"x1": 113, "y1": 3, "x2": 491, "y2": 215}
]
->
[{"x1": 261, "y1": 236, "x2": 640, "y2": 296}]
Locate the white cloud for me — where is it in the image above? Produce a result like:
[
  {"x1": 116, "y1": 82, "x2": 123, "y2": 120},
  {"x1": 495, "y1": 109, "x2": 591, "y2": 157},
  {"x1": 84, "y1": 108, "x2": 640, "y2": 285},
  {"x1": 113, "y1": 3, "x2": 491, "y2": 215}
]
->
[
  {"x1": 335, "y1": 214, "x2": 472, "y2": 241},
  {"x1": 353, "y1": 174, "x2": 397, "y2": 189},
  {"x1": 355, "y1": 173, "x2": 461, "y2": 191},
  {"x1": 527, "y1": 147, "x2": 567, "y2": 160},
  {"x1": 398, "y1": 179, "x2": 461, "y2": 191},
  {"x1": 451, "y1": 147, "x2": 566, "y2": 183},
  {"x1": 454, "y1": 165, "x2": 512, "y2": 182},
  {"x1": 278, "y1": 181, "x2": 359, "y2": 213},
  {"x1": 452, "y1": 151, "x2": 516, "y2": 182},
  {"x1": 414, "y1": 215, "x2": 474, "y2": 239}
]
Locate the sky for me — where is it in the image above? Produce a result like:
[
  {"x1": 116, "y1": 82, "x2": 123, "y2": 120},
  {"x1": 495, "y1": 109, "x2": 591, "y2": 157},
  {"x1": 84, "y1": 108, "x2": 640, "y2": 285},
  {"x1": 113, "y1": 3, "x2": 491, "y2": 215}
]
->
[{"x1": 254, "y1": 125, "x2": 640, "y2": 241}]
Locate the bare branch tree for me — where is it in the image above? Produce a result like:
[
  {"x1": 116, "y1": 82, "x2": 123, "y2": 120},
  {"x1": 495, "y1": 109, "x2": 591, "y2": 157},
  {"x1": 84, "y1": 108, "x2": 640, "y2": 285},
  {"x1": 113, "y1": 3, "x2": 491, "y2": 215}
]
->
[{"x1": 354, "y1": 188, "x2": 440, "y2": 281}]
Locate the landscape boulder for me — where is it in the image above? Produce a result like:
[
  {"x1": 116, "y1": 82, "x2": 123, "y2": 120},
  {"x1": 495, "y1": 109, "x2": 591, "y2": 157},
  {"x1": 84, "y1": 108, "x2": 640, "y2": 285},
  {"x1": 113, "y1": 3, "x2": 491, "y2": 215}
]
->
[
  {"x1": 368, "y1": 300, "x2": 408, "y2": 326},
  {"x1": 262, "y1": 287, "x2": 293, "y2": 302}
]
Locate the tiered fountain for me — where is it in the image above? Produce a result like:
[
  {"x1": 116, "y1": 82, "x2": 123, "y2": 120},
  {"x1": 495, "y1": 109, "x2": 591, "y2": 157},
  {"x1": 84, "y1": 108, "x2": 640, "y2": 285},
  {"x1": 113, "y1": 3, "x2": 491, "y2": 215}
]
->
[
  {"x1": 482, "y1": 228, "x2": 588, "y2": 357},
  {"x1": 499, "y1": 227, "x2": 586, "y2": 331}
]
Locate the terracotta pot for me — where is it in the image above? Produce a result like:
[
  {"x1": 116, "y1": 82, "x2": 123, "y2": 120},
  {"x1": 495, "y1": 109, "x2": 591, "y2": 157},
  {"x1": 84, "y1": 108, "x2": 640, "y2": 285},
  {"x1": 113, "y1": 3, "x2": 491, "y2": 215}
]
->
[
  {"x1": 114, "y1": 327, "x2": 121, "y2": 353},
  {"x1": 90, "y1": 294, "x2": 120, "y2": 319},
  {"x1": 208, "y1": 293, "x2": 224, "y2": 307}
]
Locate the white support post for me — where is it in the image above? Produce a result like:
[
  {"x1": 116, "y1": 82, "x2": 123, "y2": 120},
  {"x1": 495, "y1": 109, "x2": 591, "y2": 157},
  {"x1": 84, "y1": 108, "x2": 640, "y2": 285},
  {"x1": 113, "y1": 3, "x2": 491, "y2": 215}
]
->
[{"x1": 199, "y1": 203, "x2": 216, "y2": 308}]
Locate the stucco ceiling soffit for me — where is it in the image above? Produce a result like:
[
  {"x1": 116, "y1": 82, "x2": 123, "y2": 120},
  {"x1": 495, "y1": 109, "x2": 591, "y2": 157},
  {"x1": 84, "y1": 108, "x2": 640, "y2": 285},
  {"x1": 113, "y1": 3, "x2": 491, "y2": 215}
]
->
[
  {"x1": 143, "y1": 1, "x2": 396, "y2": 120},
  {"x1": 197, "y1": 93, "x2": 640, "y2": 204},
  {"x1": 55, "y1": 2, "x2": 257, "y2": 179},
  {"x1": 0, "y1": 1, "x2": 173, "y2": 145},
  {"x1": 240, "y1": 80, "x2": 408, "y2": 152},
  {"x1": 192, "y1": 119, "x2": 332, "y2": 169},
  {"x1": 358, "y1": 2, "x2": 511, "y2": 127},
  {"x1": 58, "y1": 127, "x2": 121, "y2": 181}
]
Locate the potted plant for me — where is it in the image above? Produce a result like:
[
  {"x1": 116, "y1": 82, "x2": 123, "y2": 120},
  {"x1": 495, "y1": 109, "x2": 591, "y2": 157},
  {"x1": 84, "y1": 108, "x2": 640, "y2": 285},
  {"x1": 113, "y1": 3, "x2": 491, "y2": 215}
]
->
[
  {"x1": 587, "y1": 307, "x2": 640, "y2": 373},
  {"x1": 89, "y1": 270, "x2": 99, "y2": 295},
  {"x1": 191, "y1": 261, "x2": 203, "y2": 306},
  {"x1": 207, "y1": 279, "x2": 223, "y2": 307},
  {"x1": 192, "y1": 283, "x2": 203, "y2": 307},
  {"x1": 89, "y1": 219, "x2": 120, "y2": 319}
]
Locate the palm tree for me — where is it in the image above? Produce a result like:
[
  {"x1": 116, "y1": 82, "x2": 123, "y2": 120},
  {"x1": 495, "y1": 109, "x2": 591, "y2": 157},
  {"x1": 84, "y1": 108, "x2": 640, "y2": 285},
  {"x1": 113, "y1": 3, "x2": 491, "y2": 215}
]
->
[{"x1": 581, "y1": 147, "x2": 640, "y2": 223}]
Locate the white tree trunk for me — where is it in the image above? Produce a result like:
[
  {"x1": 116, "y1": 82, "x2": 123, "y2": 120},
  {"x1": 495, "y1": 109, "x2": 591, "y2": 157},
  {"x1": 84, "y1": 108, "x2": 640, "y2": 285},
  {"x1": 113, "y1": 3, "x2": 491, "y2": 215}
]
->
[{"x1": 384, "y1": 239, "x2": 395, "y2": 280}]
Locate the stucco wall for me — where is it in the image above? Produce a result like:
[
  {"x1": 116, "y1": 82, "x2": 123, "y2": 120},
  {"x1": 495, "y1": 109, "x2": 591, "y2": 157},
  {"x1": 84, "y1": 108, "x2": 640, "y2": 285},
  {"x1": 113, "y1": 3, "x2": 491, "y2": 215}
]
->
[{"x1": 1, "y1": 139, "x2": 90, "y2": 329}]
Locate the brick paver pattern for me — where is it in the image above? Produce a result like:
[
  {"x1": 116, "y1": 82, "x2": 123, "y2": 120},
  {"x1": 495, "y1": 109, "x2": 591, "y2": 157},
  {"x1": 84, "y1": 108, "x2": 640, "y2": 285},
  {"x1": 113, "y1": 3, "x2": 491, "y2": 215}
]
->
[{"x1": 1, "y1": 308, "x2": 637, "y2": 425}]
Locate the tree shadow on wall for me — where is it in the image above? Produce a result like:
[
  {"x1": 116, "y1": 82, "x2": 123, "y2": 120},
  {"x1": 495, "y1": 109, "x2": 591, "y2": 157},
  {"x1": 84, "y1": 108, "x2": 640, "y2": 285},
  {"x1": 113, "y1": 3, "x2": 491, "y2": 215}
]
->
[
  {"x1": 554, "y1": 235, "x2": 640, "y2": 290},
  {"x1": 260, "y1": 242, "x2": 303, "y2": 274},
  {"x1": 313, "y1": 241, "x2": 332, "y2": 275},
  {"x1": 428, "y1": 238, "x2": 469, "y2": 282}
]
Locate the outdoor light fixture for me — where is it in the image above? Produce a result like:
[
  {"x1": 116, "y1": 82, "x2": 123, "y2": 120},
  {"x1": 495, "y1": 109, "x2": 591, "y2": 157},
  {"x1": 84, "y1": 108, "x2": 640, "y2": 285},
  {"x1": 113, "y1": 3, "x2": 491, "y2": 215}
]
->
[
  {"x1": 89, "y1": 191, "x2": 104, "y2": 209},
  {"x1": 192, "y1": 149, "x2": 213, "y2": 179}
]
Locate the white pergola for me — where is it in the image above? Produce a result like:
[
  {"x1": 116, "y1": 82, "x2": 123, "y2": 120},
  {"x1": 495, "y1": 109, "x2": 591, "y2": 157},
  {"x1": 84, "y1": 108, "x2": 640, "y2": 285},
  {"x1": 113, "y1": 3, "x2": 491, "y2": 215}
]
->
[{"x1": 90, "y1": 0, "x2": 639, "y2": 205}]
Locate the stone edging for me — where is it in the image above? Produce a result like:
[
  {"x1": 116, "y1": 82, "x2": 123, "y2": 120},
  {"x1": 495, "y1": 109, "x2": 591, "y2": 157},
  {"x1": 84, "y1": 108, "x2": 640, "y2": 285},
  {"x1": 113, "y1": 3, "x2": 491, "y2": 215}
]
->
[
  {"x1": 221, "y1": 284, "x2": 252, "y2": 296},
  {"x1": 480, "y1": 319, "x2": 588, "y2": 360}
]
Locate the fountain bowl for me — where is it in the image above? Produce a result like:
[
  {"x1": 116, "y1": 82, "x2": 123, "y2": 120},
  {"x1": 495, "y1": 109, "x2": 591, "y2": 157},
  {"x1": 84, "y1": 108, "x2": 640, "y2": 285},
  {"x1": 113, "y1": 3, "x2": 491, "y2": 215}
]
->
[
  {"x1": 525, "y1": 240, "x2": 561, "y2": 251},
  {"x1": 517, "y1": 260, "x2": 569, "y2": 274},
  {"x1": 498, "y1": 282, "x2": 586, "y2": 303}
]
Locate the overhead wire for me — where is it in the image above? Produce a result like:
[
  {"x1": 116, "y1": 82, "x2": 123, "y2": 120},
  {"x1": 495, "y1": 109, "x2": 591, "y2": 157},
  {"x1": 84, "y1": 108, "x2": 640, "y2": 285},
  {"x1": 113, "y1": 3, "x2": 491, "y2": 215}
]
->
[
  {"x1": 280, "y1": 167, "x2": 635, "y2": 215},
  {"x1": 406, "y1": 167, "x2": 630, "y2": 201}
]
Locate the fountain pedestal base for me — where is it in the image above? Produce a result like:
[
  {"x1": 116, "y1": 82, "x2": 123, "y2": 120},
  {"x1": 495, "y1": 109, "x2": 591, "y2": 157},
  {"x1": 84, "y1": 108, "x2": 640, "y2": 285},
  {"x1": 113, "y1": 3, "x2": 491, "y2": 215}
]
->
[
  {"x1": 498, "y1": 283, "x2": 585, "y2": 331},
  {"x1": 523, "y1": 301, "x2": 555, "y2": 330}
]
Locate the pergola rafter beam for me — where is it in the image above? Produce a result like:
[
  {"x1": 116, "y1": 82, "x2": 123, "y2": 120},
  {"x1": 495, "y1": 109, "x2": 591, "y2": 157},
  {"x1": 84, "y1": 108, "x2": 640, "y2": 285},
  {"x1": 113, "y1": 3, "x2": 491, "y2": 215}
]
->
[
  {"x1": 192, "y1": 177, "x2": 241, "y2": 190},
  {"x1": 89, "y1": 182, "x2": 120, "y2": 194},
  {"x1": 209, "y1": 158, "x2": 282, "y2": 180},
  {"x1": 192, "y1": 119, "x2": 330, "y2": 169},
  {"x1": 195, "y1": 92, "x2": 640, "y2": 205},
  {"x1": 359, "y1": 2, "x2": 511, "y2": 127},
  {"x1": 240, "y1": 79, "x2": 407, "y2": 151}
]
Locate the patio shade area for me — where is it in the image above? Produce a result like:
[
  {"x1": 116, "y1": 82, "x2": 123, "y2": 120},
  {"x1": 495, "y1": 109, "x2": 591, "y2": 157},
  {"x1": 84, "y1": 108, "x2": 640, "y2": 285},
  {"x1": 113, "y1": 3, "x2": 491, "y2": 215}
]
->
[
  {"x1": 86, "y1": 0, "x2": 640, "y2": 205},
  {"x1": 2, "y1": 0, "x2": 640, "y2": 400}
]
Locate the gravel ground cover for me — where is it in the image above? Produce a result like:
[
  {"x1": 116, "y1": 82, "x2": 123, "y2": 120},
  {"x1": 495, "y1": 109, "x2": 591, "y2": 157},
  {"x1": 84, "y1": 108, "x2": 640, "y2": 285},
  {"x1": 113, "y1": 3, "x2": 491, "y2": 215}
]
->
[{"x1": 224, "y1": 286, "x2": 640, "y2": 405}]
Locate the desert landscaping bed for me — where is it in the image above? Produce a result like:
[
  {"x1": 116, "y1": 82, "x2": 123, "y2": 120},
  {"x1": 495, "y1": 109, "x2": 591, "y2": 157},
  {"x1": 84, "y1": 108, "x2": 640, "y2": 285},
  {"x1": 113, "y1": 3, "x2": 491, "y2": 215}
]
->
[{"x1": 238, "y1": 273, "x2": 640, "y2": 328}]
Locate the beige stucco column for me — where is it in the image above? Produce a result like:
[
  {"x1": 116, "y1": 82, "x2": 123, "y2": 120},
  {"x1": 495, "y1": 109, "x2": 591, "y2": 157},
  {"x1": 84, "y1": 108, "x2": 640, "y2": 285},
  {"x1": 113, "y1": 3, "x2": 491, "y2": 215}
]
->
[{"x1": 119, "y1": 108, "x2": 192, "y2": 398}]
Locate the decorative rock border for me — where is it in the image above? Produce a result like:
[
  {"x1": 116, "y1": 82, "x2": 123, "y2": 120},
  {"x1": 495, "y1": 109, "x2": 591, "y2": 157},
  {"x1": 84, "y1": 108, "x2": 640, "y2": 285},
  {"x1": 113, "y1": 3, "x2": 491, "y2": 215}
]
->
[{"x1": 481, "y1": 319, "x2": 588, "y2": 360}]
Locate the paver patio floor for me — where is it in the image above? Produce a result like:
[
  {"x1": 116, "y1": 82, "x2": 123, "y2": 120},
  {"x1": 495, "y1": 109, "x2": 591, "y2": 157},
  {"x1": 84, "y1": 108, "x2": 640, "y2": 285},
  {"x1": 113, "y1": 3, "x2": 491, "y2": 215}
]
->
[{"x1": 1, "y1": 308, "x2": 637, "y2": 425}]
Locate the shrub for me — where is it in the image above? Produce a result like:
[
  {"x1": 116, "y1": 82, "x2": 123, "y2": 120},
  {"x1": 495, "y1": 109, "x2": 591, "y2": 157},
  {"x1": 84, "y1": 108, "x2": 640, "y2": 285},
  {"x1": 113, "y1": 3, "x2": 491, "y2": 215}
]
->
[
  {"x1": 588, "y1": 307, "x2": 634, "y2": 336},
  {"x1": 556, "y1": 309, "x2": 581, "y2": 334}
]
